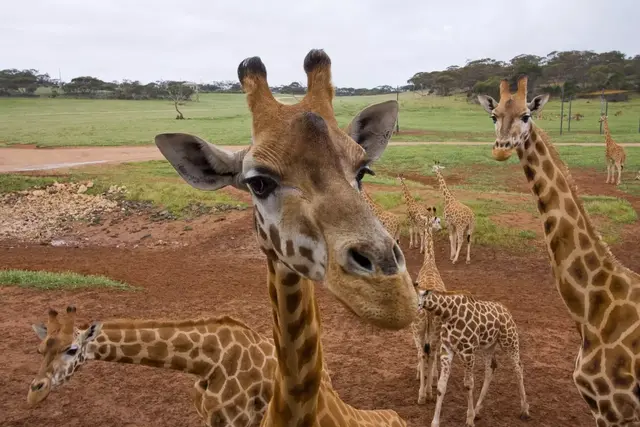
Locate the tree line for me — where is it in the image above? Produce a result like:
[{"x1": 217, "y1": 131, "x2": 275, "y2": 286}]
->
[
  {"x1": 0, "y1": 69, "x2": 401, "y2": 100},
  {"x1": 2, "y1": 50, "x2": 638, "y2": 102},
  {"x1": 408, "y1": 50, "x2": 640, "y2": 101}
]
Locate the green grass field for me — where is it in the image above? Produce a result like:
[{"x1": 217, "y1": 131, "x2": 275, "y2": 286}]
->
[
  {"x1": 1, "y1": 92, "x2": 639, "y2": 147},
  {"x1": 0, "y1": 269, "x2": 133, "y2": 290}
]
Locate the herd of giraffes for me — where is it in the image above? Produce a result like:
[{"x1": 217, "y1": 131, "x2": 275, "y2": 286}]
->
[{"x1": 25, "y1": 50, "x2": 639, "y2": 427}]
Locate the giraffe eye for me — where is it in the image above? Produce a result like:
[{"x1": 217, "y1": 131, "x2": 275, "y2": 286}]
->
[
  {"x1": 491, "y1": 115, "x2": 497, "y2": 124},
  {"x1": 243, "y1": 176, "x2": 278, "y2": 199},
  {"x1": 522, "y1": 114, "x2": 530, "y2": 123},
  {"x1": 65, "y1": 346, "x2": 79, "y2": 356}
]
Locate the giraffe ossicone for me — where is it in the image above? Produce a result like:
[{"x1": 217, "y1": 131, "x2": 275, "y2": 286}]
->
[
  {"x1": 156, "y1": 49, "x2": 412, "y2": 426},
  {"x1": 477, "y1": 75, "x2": 640, "y2": 427}
]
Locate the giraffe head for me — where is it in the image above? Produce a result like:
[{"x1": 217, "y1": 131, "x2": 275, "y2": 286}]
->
[
  {"x1": 477, "y1": 76, "x2": 550, "y2": 161},
  {"x1": 27, "y1": 306, "x2": 102, "y2": 406},
  {"x1": 431, "y1": 162, "x2": 445, "y2": 174},
  {"x1": 598, "y1": 114, "x2": 608, "y2": 123},
  {"x1": 418, "y1": 207, "x2": 441, "y2": 231},
  {"x1": 155, "y1": 49, "x2": 416, "y2": 330}
]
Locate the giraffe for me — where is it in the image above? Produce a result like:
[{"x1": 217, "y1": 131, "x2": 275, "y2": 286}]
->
[
  {"x1": 599, "y1": 114, "x2": 626, "y2": 185},
  {"x1": 27, "y1": 306, "x2": 404, "y2": 427},
  {"x1": 432, "y1": 161, "x2": 475, "y2": 264},
  {"x1": 410, "y1": 208, "x2": 445, "y2": 405},
  {"x1": 397, "y1": 174, "x2": 436, "y2": 251},
  {"x1": 27, "y1": 305, "x2": 281, "y2": 426},
  {"x1": 477, "y1": 75, "x2": 640, "y2": 426},
  {"x1": 155, "y1": 49, "x2": 415, "y2": 427},
  {"x1": 416, "y1": 289, "x2": 530, "y2": 427},
  {"x1": 361, "y1": 185, "x2": 401, "y2": 243}
]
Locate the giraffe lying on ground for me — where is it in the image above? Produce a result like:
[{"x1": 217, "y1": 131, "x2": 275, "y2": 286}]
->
[
  {"x1": 156, "y1": 49, "x2": 414, "y2": 426},
  {"x1": 411, "y1": 208, "x2": 445, "y2": 405},
  {"x1": 416, "y1": 289, "x2": 530, "y2": 427},
  {"x1": 361, "y1": 185, "x2": 401, "y2": 242},
  {"x1": 397, "y1": 174, "x2": 438, "y2": 251},
  {"x1": 28, "y1": 306, "x2": 406, "y2": 426},
  {"x1": 478, "y1": 75, "x2": 640, "y2": 427},
  {"x1": 432, "y1": 162, "x2": 475, "y2": 264},
  {"x1": 599, "y1": 114, "x2": 626, "y2": 185}
]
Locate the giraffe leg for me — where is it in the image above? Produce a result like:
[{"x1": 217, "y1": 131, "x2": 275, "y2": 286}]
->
[
  {"x1": 460, "y1": 353, "x2": 477, "y2": 427},
  {"x1": 425, "y1": 317, "x2": 441, "y2": 402},
  {"x1": 508, "y1": 346, "x2": 531, "y2": 420},
  {"x1": 448, "y1": 227, "x2": 456, "y2": 260},
  {"x1": 616, "y1": 161, "x2": 622, "y2": 185},
  {"x1": 465, "y1": 223, "x2": 474, "y2": 265},
  {"x1": 473, "y1": 349, "x2": 497, "y2": 419},
  {"x1": 452, "y1": 228, "x2": 465, "y2": 264},
  {"x1": 431, "y1": 346, "x2": 454, "y2": 427},
  {"x1": 408, "y1": 223, "x2": 414, "y2": 249},
  {"x1": 606, "y1": 163, "x2": 612, "y2": 184},
  {"x1": 420, "y1": 226, "x2": 425, "y2": 254}
]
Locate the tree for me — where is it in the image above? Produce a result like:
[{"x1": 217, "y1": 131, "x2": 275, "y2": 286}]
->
[{"x1": 160, "y1": 81, "x2": 194, "y2": 119}]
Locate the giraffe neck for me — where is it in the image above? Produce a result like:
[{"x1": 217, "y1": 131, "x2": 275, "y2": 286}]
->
[
  {"x1": 423, "y1": 292, "x2": 461, "y2": 320},
  {"x1": 422, "y1": 222, "x2": 436, "y2": 264},
  {"x1": 86, "y1": 317, "x2": 271, "y2": 377},
  {"x1": 517, "y1": 125, "x2": 628, "y2": 325},
  {"x1": 435, "y1": 171, "x2": 453, "y2": 206},
  {"x1": 602, "y1": 119, "x2": 614, "y2": 146},
  {"x1": 361, "y1": 189, "x2": 382, "y2": 215},
  {"x1": 265, "y1": 258, "x2": 323, "y2": 426},
  {"x1": 399, "y1": 179, "x2": 415, "y2": 206}
]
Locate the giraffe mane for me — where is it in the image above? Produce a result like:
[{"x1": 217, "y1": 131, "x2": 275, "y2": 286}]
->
[
  {"x1": 531, "y1": 124, "x2": 632, "y2": 274},
  {"x1": 432, "y1": 289, "x2": 476, "y2": 301},
  {"x1": 97, "y1": 315, "x2": 255, "y2": 332}
]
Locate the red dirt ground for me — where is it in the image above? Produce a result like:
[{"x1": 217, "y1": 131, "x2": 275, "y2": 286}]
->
[{"x1": 1, "y1": 169, "x2": 639, "y2": 427}]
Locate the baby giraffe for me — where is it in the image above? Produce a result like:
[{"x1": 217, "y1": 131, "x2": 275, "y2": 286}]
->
[
  {"x1": 411, "y1": 208, "x2": 444, "y2": 405},
  {"x1": 416, "y1": 289, "x2": 530, "y2": 427}
]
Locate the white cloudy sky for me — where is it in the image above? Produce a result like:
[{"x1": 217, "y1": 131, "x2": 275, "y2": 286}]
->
[{"x1": 2, "y1": 0, "x2": 638, "y2": 87}]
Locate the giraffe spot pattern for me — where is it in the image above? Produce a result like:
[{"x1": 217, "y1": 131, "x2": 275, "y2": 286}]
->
[
  {"x1": 601, "y1": 305, "x2": 639, "y2": 344},
  {"x1": 588, "y1": 290, "x2": 611, "y2": 328}
]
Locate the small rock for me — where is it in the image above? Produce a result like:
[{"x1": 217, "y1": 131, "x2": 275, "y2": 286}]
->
[{"x1": 77, "y1": 185, "x2": 88, "y2": 194}]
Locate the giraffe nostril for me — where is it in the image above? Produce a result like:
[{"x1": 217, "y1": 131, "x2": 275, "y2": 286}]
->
[
  {"x1": 31, "y1": 382, "x2": 44, "y2": 391},
  {"x1": 347, "y1": 248, "x2": 374, "y2": 272},
  {"x1": 505, "y1": 142, "x2": 511, "y2": 148}
]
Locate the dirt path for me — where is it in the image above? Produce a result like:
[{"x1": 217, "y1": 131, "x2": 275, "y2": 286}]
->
[
  {"x1": 2, "y1": 209, "x2": 620, "y2": 427},
  {"x1": 2, "y1": 141, "x2": 639, "y2": 173}
]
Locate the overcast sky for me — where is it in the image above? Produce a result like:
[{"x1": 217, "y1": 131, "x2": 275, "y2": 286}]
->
[{"x1": 2, "y1": 0, "x2": 638, "y2": 87}]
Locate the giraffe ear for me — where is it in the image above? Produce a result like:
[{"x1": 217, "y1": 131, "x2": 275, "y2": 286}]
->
[
  {"x1": 528, "y1": 94, "x2": 549, "y2": 113},
  {"x1": 477, "y1": 95, "x2": 498, "y2": 114},
  {"x1": 81, "y1": 322, "x2": 102, "y2": 342},
  {"x1": 155, "y1": 133, "x2": 250, "y2": 192},
  {"x1": 32, "y1": 323, "x2": 48, "y2": 340},
  {"x1": 346, "y1": 100, "x2": 398, "y2": 163}
]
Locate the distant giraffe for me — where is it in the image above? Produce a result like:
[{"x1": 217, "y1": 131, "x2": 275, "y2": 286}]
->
[
  {"x1": 599, "y1": 114, "x2": 626, "y2": 185},
  {"x1": 411, "y1": 208, "x2": 445, "y2": 405},
  {"x1": 432, "y1": 162, "x2": 475, "y2": 264},
  {"x1": 397, "y1": 175, "x2": 438, "y2": 251},
  {"x1": 361, "y1": 185, "x2": 401, "y2": 243},
  {"x1": 417, "y1": 290, "x2": 530, "y2": 427}
]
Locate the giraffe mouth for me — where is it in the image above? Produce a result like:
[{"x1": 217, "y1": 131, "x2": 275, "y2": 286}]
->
[{"x1": 492, "y1": 146, "x2": 513, "y2": 162}]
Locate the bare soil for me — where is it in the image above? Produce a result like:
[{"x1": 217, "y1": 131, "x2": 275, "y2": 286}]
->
[{"x1": 1, "y1": 161, "x2": 639, "y2": 427}]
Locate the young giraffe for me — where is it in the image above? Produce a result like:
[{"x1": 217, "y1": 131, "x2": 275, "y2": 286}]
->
[
  {"x1": 432, "y1": 162, "x2": 475, "y2": 264},
  {"x1": 397, "y1": 174, "x2": 434, "y2": 251},
  {"x1": 156, "y1": 49, "x2": 415, "y2": 427},
  {"x1": 27, "y1": 306, "x2": 402, "y2": 427},
  {"x1": 27, "y1": 305, "x2": 283, "y2": 426},
  {"x1": 478, "y1": 75, "x2": 640, "y2": 427},
  {"x1": 361, "y1": 185, "x2": 401, "y2": 243},
  {"x1": 410, "y1": 208, "x2": 445, "y2": 405},
  {"x1": 416, "y1": 289, "x2": 530, "y2": 427},
  {"x1": 599, "y1": 114, "x2": 626, "y2": 185}
]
